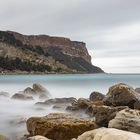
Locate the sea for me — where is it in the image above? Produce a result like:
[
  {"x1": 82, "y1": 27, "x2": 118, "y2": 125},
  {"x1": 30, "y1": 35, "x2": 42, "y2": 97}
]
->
[{"x1": 0, "y1": 73, "x2": 140, "y2": 138}]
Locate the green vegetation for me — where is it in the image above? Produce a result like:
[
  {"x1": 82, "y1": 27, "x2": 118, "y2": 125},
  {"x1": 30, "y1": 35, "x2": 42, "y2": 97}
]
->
[
  {"x1": 0, "y1": 56, "x2": 52, "y2": 72},
  {"x1": 0, "y1": 31, "x2": 50, "y2": 56}
]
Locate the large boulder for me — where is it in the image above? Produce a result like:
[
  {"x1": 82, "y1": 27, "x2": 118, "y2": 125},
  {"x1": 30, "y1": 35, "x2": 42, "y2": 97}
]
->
[
  {"x1": 0, "y1": 134, "x2": 10, "y2": 140},
  {"x1": 89, "y1": 91, "x2": 105, "y2": 102},
  {"x1": 109, "y1": 108, "x2": 140, "y2": 134},
  {"x1": 26, "y1": 113, "x2": 97, "y2": 140},
  {"x1": 72, "y1": 128, "x2": 140, "y2": 140},
  {"x1": 11, "y1": 93, "x2": 33, "y2": 100},
  {"x1": 104, "y1": 83, "x2": 140, "y2": 108},
  {"x1": 86, "y1": 105, "x2": 127, "y2": 127}
]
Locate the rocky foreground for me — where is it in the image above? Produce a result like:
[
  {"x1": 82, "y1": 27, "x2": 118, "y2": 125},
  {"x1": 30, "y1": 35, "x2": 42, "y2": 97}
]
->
[{"x1": 0, "y1": 83, "x2": 140, "y2": 140}]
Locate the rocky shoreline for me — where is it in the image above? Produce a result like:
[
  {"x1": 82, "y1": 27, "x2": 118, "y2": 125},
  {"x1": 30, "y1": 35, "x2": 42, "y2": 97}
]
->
[{"x1": 0, "y1": 83, "x2": 140, "y2": 140}]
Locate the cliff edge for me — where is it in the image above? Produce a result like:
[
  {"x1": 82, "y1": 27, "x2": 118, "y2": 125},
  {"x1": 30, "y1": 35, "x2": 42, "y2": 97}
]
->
[{"x1": 0, "y1": 31, "x2": 104, "y2": 74}]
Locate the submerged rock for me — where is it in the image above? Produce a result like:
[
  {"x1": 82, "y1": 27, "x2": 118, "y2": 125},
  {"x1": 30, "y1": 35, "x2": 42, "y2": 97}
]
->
[
  {"x1": 86, "y1": 105, "x2": 127, "y2": 127},
  {"x1": 26, "y1": 113, "x2": 97, "y2": 140},
  {"x1": 134, "y1": 101, "x2": 140, "y2": 110},
  {"x1": 89, "y1": 91, "x2": 105, "y2": 102},
  {"x1": 72, "y1": 128, "x2": 140, "y2": 140},
  {"x1": 0, "y1": 92, "x2": 9, "y2": 97},
  {"x1": 11, "y1": 93, "x2": 33, "y2": 100},
  {"x1": 66, "y1": 98, "x2": 91, "y2": 112},
  {"x1": 36, "y1": 97, "x2": 76, "y2": 106},
  {"x1": 104, "y1": 83, "x2": 140, "y2": 108},
  {"x1": 109, "y1": 108, "x2": 140, "y2": 134},
  {"x1": 52, "y1": 104, "x2": 67, "y2": 110},
  {"x1": 23, "y1": 84, "x2": 51, "y2": 99},
  {"x1": 33, "y1": 84, "x2": 50, "y2": 99}
]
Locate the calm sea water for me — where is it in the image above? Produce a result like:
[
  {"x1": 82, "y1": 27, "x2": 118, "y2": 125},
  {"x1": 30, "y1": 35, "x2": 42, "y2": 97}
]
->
[
  {"x1": 0, "y1": 73, "x2": 140, "y2": 98},
  {"x1": 0, "y1": 73, "x2": 140, "y2": 138}
]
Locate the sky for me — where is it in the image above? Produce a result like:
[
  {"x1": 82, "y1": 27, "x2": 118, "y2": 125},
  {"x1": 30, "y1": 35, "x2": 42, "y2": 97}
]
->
[{"x1": 0, "y1": 0, "x2": 140, "y2": 73}]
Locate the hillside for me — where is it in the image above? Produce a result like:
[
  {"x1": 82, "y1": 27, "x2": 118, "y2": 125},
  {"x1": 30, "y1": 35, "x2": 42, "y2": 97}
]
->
[{"x1": 0, "y1": 31, "x2": 104, "y2": 74}]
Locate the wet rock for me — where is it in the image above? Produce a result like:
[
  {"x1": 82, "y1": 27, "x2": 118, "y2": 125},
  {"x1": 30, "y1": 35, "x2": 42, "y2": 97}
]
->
[
  {"x1": 135, "y1": 88, "x2": 140, "y2": 93},
  {"x1": 11, "y1": 93, "x2": 33, "y2": 100},
  {"x1": 39, "y1": 94, "x2": 48, "y2": 99},
  {"x1": 103, "y1": 83, "x2": 140, "y2": 108},
  {"x1": 109, "y1": 108, "x2": 140, "y2": 134},
  {"x1": 23, "y1": 84, "x2": 51, "y2": 99},
  {"x1": 86, "y1": 105, "x2": 128, "y2": 127},
  {"x1": 52, "y1": 104, "x2": 67, "y2": 110},
  {"x1": 0, "y1": 133, "x2": 10, "y2": 140},
  {"x1": 89, "y1": 91, "x2": 105, "y2": 102},
  {"x1": 36, "y1": 97, "x2": 76, "y2": 107},
  {"x1": 24, "y1": 87, "x2": 36, "y2": 96},
  {"x1": 66, "y1": 105, "x2": 80, "y2": 111},
  {"x1": 66, "y1": 98, "x2": 91, "y2": 112},
  {"x1": 26, "y1": 113, "x2": 97, "y2": 140},
  {"x1": 0, "y1": 92, "x2": 9, "y2": 97},
  {"x1": 27, "y1": 136, "x2": 50, "y2": 140},
  {"x1": 33, "y1": 84, "x2": 50, "y2": 99},
  {"x1": 72, "y1": 128, "x2": 140, "y2": 140}
]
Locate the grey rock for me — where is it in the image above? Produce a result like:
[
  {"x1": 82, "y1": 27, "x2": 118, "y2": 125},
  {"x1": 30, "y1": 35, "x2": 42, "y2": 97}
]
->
[
  {"x1": 73, "y1": 128, "x2": 140, "y2": 140},
  {"x1": 109, "y1": 108, "x2": 140, "y2": 134},
  {"x1": 104, "y1": 83, "x2": 140, "y2": 108},
  {"x1": 11, "y1": 93, "x2": 33, "y2": 100},
  {"x1": 135, "y1": 88, "x2": 140, "y2": 93},
  {"x1": 36, "y1": 97, "x2": 76, "y2": 106},
  {"x1": 89, "y1": 91, "x2": 105, "y2": 102},
  {"x1": 86, "y1": 105, "x2": 128, "y2": 127},
  {"x1": 0, "y1": 91, "x2": 9, "y2": 97}
]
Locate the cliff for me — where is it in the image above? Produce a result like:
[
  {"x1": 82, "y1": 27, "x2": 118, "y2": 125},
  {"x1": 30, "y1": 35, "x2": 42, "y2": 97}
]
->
[{"x1": 0, "y1": 31, "x2": 104, "y2": 74}]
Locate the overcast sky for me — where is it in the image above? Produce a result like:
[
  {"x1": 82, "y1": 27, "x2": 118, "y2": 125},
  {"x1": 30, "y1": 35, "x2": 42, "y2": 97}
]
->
[{"x1": 0, "y1": 0, "x2": 140, "y2": 73}]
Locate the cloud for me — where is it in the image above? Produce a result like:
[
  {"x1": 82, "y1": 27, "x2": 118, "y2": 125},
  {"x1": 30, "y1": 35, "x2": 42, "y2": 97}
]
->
[{"x1": 0, "y1": 0, "x2": 140, "y2": 73}]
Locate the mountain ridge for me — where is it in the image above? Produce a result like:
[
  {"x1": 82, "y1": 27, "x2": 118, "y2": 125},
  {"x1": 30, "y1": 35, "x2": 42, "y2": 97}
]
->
[{"x1": 0, "y1": 30, "x2": 104, "y2": 74}]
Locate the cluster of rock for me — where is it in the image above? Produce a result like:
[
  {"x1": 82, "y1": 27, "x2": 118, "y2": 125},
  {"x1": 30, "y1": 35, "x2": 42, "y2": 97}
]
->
[
  {"x1": 0, "y1": 91, "x2": 10, "y2": 97},
  {"x1": 0, "y1": 83, "x2": 50, "y2": 101},
  {"x1": 10, "y1": 83, "x2": 50, "y2": 101},
  {"x1": 1, "y1": 83, "x2": 140, "y2": 140},
  {"x1": 23, "y1": 83, "x2": 140, "y2": 140}
]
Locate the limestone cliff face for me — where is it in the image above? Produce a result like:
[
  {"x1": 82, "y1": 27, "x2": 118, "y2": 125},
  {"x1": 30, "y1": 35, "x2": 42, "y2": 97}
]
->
[
  {"x1": 0, "y1": 31, "x2": 104, "y2": 73},
  {"x1": 7, "y1": 31, "x2": 91, "y2": 64}
]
